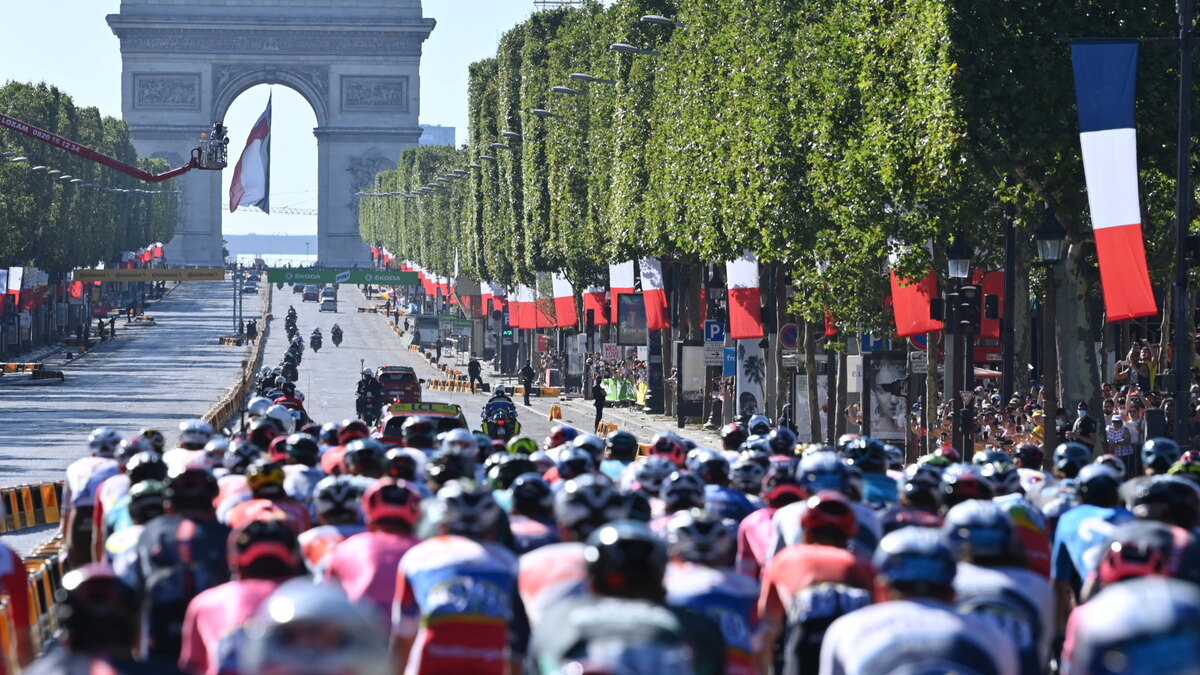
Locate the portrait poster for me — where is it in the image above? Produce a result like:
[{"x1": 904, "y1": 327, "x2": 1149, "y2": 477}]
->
[
  {"x1": 617, "y1": 292, "x2": 649, "y2": 346},
  {"x1": 863, "y1": 351, "x2": 908, "y2": 442}
]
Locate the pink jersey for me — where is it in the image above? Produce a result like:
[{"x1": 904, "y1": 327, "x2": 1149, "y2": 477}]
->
[
  {"x1": 736, "y1": 507, "x2": 777, "y2": 579},
  {"x1": 326, "y1": 530, "x2": 417, "y2": 618},
  {"x1": 179, "y1": 578, "x2": 284, "y2": 675},
  {"x1": 518, "y1": 542, "x2": 587, "y2": 626},
  {"x1": 298, "y1": 523, "x2": 365, "y2": 575}
]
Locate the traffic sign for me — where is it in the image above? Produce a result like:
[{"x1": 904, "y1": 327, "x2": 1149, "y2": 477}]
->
[
  {"x1": 723, "y1": 347, "x2": 738, "y2": 376},
  {"x1": 860, "y1": 332, "x2": 888, "y2": 353},
  {"x1": 705, "y1": 320, "x2": 726, "y2": 343},
  {"x1": 265, "y1": 269, "x2": 418, "y2": 285},
  {"x1": 705, "y1": 343, "x2": 723, "y2": 366},
  {"x1": 779, "y1": 323, "x2": 799, "y2": 350},
  {"x1": 908, "y1": 351, "x2": 928, "y2": 374}
]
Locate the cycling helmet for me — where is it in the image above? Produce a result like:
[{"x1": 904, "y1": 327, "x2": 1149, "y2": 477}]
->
[
  {"x1": 439, "y1": 428, "x2": 477, "y2": 456},
  {"x1": 225, "y1": 440, "x2": 262, "y2": 474},
  {"x1": 584, "y1": 520, "x2": 668, "y2": 598},
  {"x1": 474, "y1": 432, "x2": 496, "y2": 461},
  {"x1": 280, "y1": 381, "x2": 296, "y2": 395},
  {"x1": 632, "y1": 456, "x2": 676, "y2": 495},
  {"x1": 506, "y1": 436, "x2": 539, "y2": 456},
  {"x1": 979, "y1": 455, "x2": 1022, "y2": 496},
  {"x1": 973, "y1": 450, "x2": 1011, "y2": 467},
  {"x1": 126, "y1": 451, "x2": 168, "y2": 485},
  {"x1": 487, "y1": 454, "x2": 537, "y2": 490},
  {"x1": 885, "y1": 444, "x2": 905, "y2": 471},
  {"x1": 88, "y1": 427, "x2": 123, "y2": 458},
  {"x1": 282, "y1": 434, "x2": 319, "y2": 467},
  {"x1": 902, "y1": 470, "x2": 943, "y2": 512},
  {"x1": 318, "y1": 422, "x2": 340, "y2": 446},
  {"x1": 737, "y1": 444, "x2": 772, "y2": 470},
  {"x1": 229, "y1": 518, "x2": 301, "y2": 576},
  {"x1": 916, "y1": 453, "x2": 952, "y2": 474},
  {"x1": 1098, "y1": 520, "x2": 1200, "y2": 586},
  {"x1": 1132, "y1": 476, "x2": 1200, "y2": 530},
  {"x1": 648, "y1": 431, "x2": 687, "y2": 467},
  {"x1": 264, "y1": 405, "x2": 296, "y2": 435},
  {"x1": 382, "y1": 448, "x2": 419, "y2": 482},
  {"x1": 178, "y1": 420, "x2": 214, "y2": 450},
  {"x1": 1095, "y1": 454, "x2": 1127, "y2": 479},
  {"x1": 400, "y1": 417, "x2": 436, "y2": 449},
  {"x1": 247, "y1": 420, "x2": 279, "y2": 451},
  {"x1": 666, "y1": 509, "x2": 736, "y2": 567},
  {"x1": 544, "y1": 425, "x2": 579, "y2": 450},
  {"x1": 240, "y1": 580, "x2": 391, "y2": 675},
  {"x1": 940, "y1": 465, "x2": 994, "y2": 508},
  {"x1": 942, "y1": 500, "x2": 1016, "y2": 560},
  {"x1": 843, "y1": 437, "x2": 888, "y2": 471},
  {"x1": 606, "y1": 430, "x2": 639, "y2": 462},
  {"x1": 555, "y1": 474, "x2": 624, "y2": 540},
  {"x1": 835, "y1": 434, "x2": 862, "y2": 455},
  {"x1": 1168, "y1": 450, "x2": 1200, "y2": 485},
  {"x1": 362, "y1": 480, "x2": 423, "y2": 529},
  {"x1": 127, "y1": 480, "x2": 167, "y2": 524},
  {"x1": 1141, "y1": 438, "x2": 1183, "y2": 474},
  {"x1": 730, "y1": 457, "x2": 767, "y2": 494},
  {"x1": 344, "y1": 438, "x2": 386, "y2": 478},
  {"x1": 116, "y1": 436, "x2": 155, "y2": 467},
  {"x1": 557, "y1": 447, "x2": 595, "y2": 481},
  {"x1": 267, "y1": 436, "x2": 290, "y2": 464},
  {"x1": 139, "y1": 428, "x2": 166, "y2": 453},
  {"x1": 438, "y1": 481, "x2": 503, "y2": 539},
  {"x1": 426, "y1": 452, "x2": 474, "y2": 490},
  {"x1": 314, "y1": 476, "x2": 362, "y2": 524},
  {"x1": 201, "y1": 437, "x2": 231, "y2": 470},
  {"x1": 621, "y1": 491, "x2": 653, "y2": 523},
  {"x1": 660, "y1": 471, "x2": 706, "y2": 513},
  {"x1": 164, "y1": 465, "x2": 219, "y2": 506},
  {"x1": 573, "y1": 434, "x2": 607, "y2": 464},
  {"x1": 761, "y1": 461, "x2": 807, "y2": 507},
  {"x1": 55, "y1": 564, "x2": 139, "y2": 651},
  {"x1": 686, "y1": 448, "x2": 730, "y2": 485},
  {"x1": 797, "y1": 451, "x2": 849, "y2": 494},
  {"x1": 338, "y1": 419, "x2": 371, "y2": 445},
  {"x1": 801, "y1": 490, "x2": 859, "y2": 543},
  {"x1": 1054, "y1": 442, "x2": 1092, "y2": 478},
  {"x1": 1013, "y1": 442, "x2": 1044, "y2": 468},
  {"x1": 747, "y1": 414, "x2": 772, "y2": 436},
  {"x1": 246, "y1": 460, "x2": 287, "y2": 499},
  {"x1": 874, "y1": 526, "x2": 956, "y2": 591},
  {"x1": 766, "y1": 428, "x2": 798, "y2": 455},
  {"x1": 511, "y1": 473, "x2": 555, "y2": 519},
  {"x1": 720, "y1": 423, "x2": 749, "y2": 451},
  {"x1": 1077, "y1": 463, "x2": 1122, "y2": 506}
]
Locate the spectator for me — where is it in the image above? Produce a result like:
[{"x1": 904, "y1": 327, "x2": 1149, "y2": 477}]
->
[
  {"x1": 1070, "y1": 401, "x2": 1097, "y2": 447},
  {"x1": 467, "y1": 354, "x2": 484, "y2": 393},
  {"x1": 519, "y1": 360, "x2": 536, "y2": 406},
  {"x1": 434, "y1": 337, "x2": 443, "y2": 363},
  {"x1": 592, "y1": 377, "x2": 607, "y2": 432}
]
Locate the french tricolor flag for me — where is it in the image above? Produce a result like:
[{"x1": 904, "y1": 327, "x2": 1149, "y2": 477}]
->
[
  {"x1": 726, "y1": 251, "x2": 764, "y2": 339},
  {"x1": 1072, "y1": 40, "x2": 1157, "y2": 321},
  {"x1": 552, "y1": 273, "x2": 576, "y2": 328},
  {"x1": 609, "y1": 261, "x2": 634, "y2": 320},
  {"x1": 229, "y1": 95, "x2": 271, "y2": 213},
  {"x1": 583, "y1": 286, "x2": 609, "y2": 325},
  {"x1": 639, "y1": 258, "x2": 670, "y2": 330}
]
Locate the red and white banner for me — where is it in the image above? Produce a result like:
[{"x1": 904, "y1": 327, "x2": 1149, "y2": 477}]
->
[
  {"x1": 583, "y1": 286, "x2": 609, "y2": 325},
  {"x1": 609, "y1": 261, "x2": 634, "y2": 320},
  {"x1": 552, "y1": 273, "x2": 576, "y2": 328},
  {"x1": 726, "y1": 251, "x2": 764, "y2": 340},
  {"x1": 888, "y1": 266, "x2": 944, "y2": 338},
  {"x1": 639, "y1": 258, "x2": 670, "y2": 330},
  {"x1": 1071, "y1": 40, "x2": 1157, "y2": 321},
  {"x1": 7, "y1": 267, "x2": 23, "y2": 307},
  {"x1": 516, "y1": 284, "x2": 536, "y2": 329},
  {"x1": 229, "y1": 95, "x2": 271, "y2": 213}
]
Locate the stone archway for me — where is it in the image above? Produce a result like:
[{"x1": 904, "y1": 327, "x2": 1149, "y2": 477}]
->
[{"x1": 108, "y1": 1, "x2": 434, "y2": 267}]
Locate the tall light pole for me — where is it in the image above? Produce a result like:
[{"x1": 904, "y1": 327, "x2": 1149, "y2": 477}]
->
[
  {"x1": 1173, "y1": 0, "x2": 1195, "y2": 444},
  {"x1": 1036, "y1": 206, "x2": 1067, "y2": 460},
  {"x1": 946, "y1": 239, "x2": 973, "y2": 456}
]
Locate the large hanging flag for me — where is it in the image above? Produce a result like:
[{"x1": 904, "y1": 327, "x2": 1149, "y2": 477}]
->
[
  {"x1": 1071, "y1": 40, "x2": 1157, "y2": 321},
  {"x1": 583, "y1": 286, "x2": 609, "y2": 325},
  {"x1": 639, "y1": 258, "x2": 670, "y2": 330},
  {"x1": 609, "y1": 261, "x2": 634, "y2": 321},
  {"x1": 888, "y1": 250, "x2": 944, "y2": 338},
  {"x1": 552, "y1": 273, "x2": 576, "y2": 328},
  {"x1": 229, "y1": 95, "x2": 272, "y2": 213},
  {"x1": 726, "y1": 251, "x2": 765, "y2": 340}
]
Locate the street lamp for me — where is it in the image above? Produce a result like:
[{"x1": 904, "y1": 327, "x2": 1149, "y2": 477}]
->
[
  {"x1": 1035, "y1": 206, "x2": 1067, "y2": 461},
  {"x1": 641, "y1": 14, "x2": 685, "y2": 28},
  {"x1": 501, "y1": 131, "x2": 522, "y2": 141},
  {"x1": 569, "y1": 73, "x2": 617, "y2": 85},
  {"x1": 529, "y1": 109, "x2": 560, "y2": 119},
  {"x1": 943, "y1": 237, "x2": 974, "y2": 457},
  {"x1": 551, "y1": 85, "x2": 587, "y2": 96},
  {"x1": 611, "y1": 43, "x2": 661, "y2": 56},
  {"x1": 946, "y1": 238, "x2": 973, "y2": 279},
  {"x1": 8, "y1": 156, "x2": 28, "y2": 163}
]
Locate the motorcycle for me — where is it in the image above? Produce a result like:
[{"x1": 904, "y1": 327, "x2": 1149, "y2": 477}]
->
[
  {"x1": 281, "y1": 362, "x2": 298, "y2": 382},
  {"x1": 357, "y1": 391, "x2": 381, "y2": 426},
  {"x1": 482, "y1": 408, "x2": 521, "y2": 441},
  {"x1": 310, "y1": 334, "x2": 322, "y2": 352},
  {"x1": 286, "y1": 324, "x2": 298, "y2": 341},
  {"x1": 331, "y1": 327, "x2": 343, "y2": 347}
]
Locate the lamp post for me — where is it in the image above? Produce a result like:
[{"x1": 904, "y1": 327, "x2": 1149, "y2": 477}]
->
[
  {"x1": 1174, "y1": 0, "x2": 1196, "y2": 444},
  {"x1": 1035, "y1": 206, "x2": 1067, "y2": 459},
  {"x1": 946, "y1": 238, "x2": 973, "y2": 456}
]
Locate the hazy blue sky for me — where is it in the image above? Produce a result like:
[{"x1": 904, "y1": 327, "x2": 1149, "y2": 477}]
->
[{"x1": 0, "y1": 1, "x2": 547, "y2": 235}]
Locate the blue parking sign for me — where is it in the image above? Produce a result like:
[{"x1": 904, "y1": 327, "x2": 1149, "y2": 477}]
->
[
  {"x1": 705, "y1": 320, "x2": 726, "y2": 343},
  {"x1": 723, "y1": 347, "x2": 737, "y2": 376}
]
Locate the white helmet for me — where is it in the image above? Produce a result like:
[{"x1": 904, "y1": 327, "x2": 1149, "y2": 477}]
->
[
  {"x1": 572, "y1": 433, "x2": 606, "y2": 463},
  {"x1": 247, "y1": 396, "x2": 273, "y2": 419},
  {"x1": 178, "y1": 420, "x2": 214, "y2": 450},
  {"x1": 88, "y1": 427, "x2": 123, "y2": 458},
  {"x1": 259, "y1": 366, "x2": 271, "y2": 378},
  {"x1": 265, "y1": 405, "x2": 296, "y2": 435},
  {"x1": 438, "y1": 428, "x2": 477, "y2": 456},
  {"x1": 202, "y1": 436, "x2": 231, "y2": 469}
]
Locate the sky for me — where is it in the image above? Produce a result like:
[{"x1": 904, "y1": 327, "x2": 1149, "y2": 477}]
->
[{"x1": 0, "y1": 0, "x2": 546, "y2": 236}]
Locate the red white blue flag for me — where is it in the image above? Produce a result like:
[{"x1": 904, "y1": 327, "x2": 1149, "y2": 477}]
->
[
  {"x1": 229, "y1": 96, "x2": 271, "y2": 213},
  {"x1": 1071, "y1": 41, "x2": 1157, "y2": 321},
  {"x1": 726, "y1": 251, "x2": 764, "y2": 339}
]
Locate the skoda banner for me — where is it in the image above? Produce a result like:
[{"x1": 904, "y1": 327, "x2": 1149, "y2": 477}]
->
[{"x1": 265, "y1": 269, "x2": 418, "y2": 286}]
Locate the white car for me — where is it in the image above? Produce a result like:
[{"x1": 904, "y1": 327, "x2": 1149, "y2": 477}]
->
[{"x1": 319, "y1": 298, "x2": 337, "y2": 312}]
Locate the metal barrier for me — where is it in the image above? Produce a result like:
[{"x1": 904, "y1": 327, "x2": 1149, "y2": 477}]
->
[{"x1": 203, "y1": 283, "x2": 272, "y2": 431}]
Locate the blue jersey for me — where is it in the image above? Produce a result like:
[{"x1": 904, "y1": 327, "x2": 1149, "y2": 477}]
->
[
  {"x1": 705, "y1": 484, "x2": 758, "y2": 523},
  {"x1": 665, "y1": 562, "x2": 760, "y2": 675},
  {"x1": 1051, "y1": 504, "x2": 1133, "y2": 591},
  {"x1": 862, "y1": 473, "x2": 898, "y2": 510}
]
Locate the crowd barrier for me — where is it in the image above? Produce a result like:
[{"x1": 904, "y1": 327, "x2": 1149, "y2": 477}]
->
[
  {"x1": 23, "y1": 537, "x2": 64, "y2": 656},
  {"x1": 0, "y1": 483, "x2": 62, "y2": 534},
  {"x1": 0, "y1": 363, "x2": 42, "y2": 375},
  {"x1": 204, "y1": 283, "x2": 272, "y2": 432}
]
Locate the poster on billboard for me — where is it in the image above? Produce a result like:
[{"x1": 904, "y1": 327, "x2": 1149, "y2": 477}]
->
[
  {"x1": 735, "y1": 339, "x2": 767, "y2": 419},
  {"x1": 794, "y1": 356, "x2": 830, "y2": 443},
  {"x1": 863, "y1": 351, "x2": 908, "y2": 442},
  {"x1": 616, "y1": 293, "x2": 648, "y2": 346}
]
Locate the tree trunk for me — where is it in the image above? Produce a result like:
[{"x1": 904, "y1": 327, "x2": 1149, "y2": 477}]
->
[
  {"x1": 1011, "y1": 238, "x2": 1032, "y2": 399},
  {"x1": 1056, "y1": 244, "x2": 1100, "y2": 424},
  {"x1": 836, "y1": 337, "x2": 849, "y2": 437},
  {"x1": 774, "y1": 266, "x2": 788, "y2": 421},
  {"x1": 925, "y1": 331, "x2": 939, "y2": 455},
  {"x1": 804, "y1": 318, "x2": 821, "y2": 442}
]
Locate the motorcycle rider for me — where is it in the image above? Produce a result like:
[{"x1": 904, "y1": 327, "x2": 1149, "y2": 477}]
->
[
  {"x1": 310, "y1": 328, "x2": 322, "y2": 351},
  {"x1": 331, "y1": 322, "x2": 343, "y2": 346},
  {"x1": 356, "y1": 369, "x2": 383, "y2": 422}
]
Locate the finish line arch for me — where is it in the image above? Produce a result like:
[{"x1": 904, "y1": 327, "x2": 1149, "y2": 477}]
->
[{"x1": 108, "y1": 1, "x2": 434, "y2": 267}]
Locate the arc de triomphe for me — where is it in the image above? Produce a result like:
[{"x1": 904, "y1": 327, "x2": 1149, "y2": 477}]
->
[{"x1": 107, "y1": 0, "x2": 434, "y2": 267}]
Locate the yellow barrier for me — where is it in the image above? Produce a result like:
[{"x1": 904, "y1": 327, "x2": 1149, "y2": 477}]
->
[
  {"x1": 0, "y1": 483, "x2": 63, "y2": 534},
  {"x1": 548, "y1": 405, "x2": 562, "y2": 420},
  {"x1": 0, "y1": 598, "x2": 14, "y2": 675},
  {"x1": 1, "y1": 363, "x2": 42, "y2": 374}
]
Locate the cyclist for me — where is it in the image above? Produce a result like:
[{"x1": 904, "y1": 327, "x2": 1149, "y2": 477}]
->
[
  {"x1": 601, "y1": 429, "x2": 639, "y2": 482},
  {"x1": 737, "y1": 460, "x2": 805, "y2": 579},
  {"x1": 326, "y1": 481, "x2": 422, "y2": 618},
  {"x1": 507, "y1": 472, "x2": 560, "y2": 554},
  {"x1": 63, "y1": 427, "x2": 122, "y2": 569},
  {"x1": 297, "y1": 476, "x2": 365, "y2": 575}
]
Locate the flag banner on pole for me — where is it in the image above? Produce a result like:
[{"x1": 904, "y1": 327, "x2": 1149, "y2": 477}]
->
[
  {"x1": 609, "y1": 261, "x2": 634, "y2": 322},
  {"x1": 516, "y1": 284, "x2": 536, "y2": 329},
  {"x1": 552, "y1": 273, "x2": 576, "y2": 328},
  {"x1": 507, "y1": 285, "x2": 522, "y2": 328},
  {"x1": 1071, "y1": 40, "x2": 1157, "y2": 321},
  {"x1": 583, "y1": 286, "x2": 609, "y2": 325},
  {"x1": 7, "y1": 267, "x2": 23, "y2": 307},
  {"x1": 639, "y1": 258, "x2": 670, "y2": 330},
  {"x1": 726, "y1": 251, "x2": 764, "y2": 340},
  {"x1": 889, "y1": 271, "x2": 943, "y2": 338},
  {"x1": 229, "y1": 95, "x2": 272, "y2": 213},
  {"x1": 488, "y1": 282, "x2": 508, "y2": 312}
]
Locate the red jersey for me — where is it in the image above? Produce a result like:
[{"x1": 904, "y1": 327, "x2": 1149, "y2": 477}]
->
[
  {"x1": 736, "y1": 507, "x2": 776, "y2": 579},
  {"x1": 759, "y1": 543, "x2": 875, "y2": 626}
]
